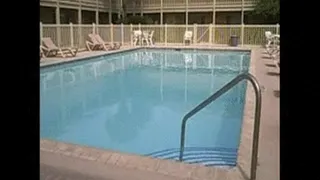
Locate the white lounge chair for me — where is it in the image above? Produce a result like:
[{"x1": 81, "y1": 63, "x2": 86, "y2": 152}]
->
[
  {"x1": 94, "y1": 34, "x2": 121, "y2": 50},
  {"x1": 184, "y1": 31, "x2": 193, "y2": 45},
  {"x1": 86, "y1": 34, "x2": 103, "y2": 51},
  {"x1": 41, "y1": 37, "x2": 78, "y2": 58}
]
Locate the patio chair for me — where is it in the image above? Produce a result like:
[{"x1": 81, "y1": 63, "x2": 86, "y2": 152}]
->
[
  {"x1": 41, "y1": 37, "x2": 78, "y2": 58},
  {"x1": 148, "y1": 30, "x2": 155, "y2": 46},
  {"x1": 141, "y1": 31, "x2": 150, "y2": 46},
  {"x1": 86, "y1": 34, "x2": 104, "y2": 51},
  {"x1": 94, "y1": 34, "x2": 121, "y2": 50},
  {"x1": 265, "y1": 31, "x2": 273, "y2": 48},
  {"x1": 141, "y1": 30, "x2": 155, "y2": 46},
  {"x1": 132, "y1": 30, "x2": 142, "y2": 46},
  {"x1": 184, "y1": 31, "x2": 193, "y2": 45}
]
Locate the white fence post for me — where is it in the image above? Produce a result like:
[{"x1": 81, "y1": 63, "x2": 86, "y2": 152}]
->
[
  {"x1": 70, "y1": 23, "x2": 74, "y2": 47},
  {"x1": 138, "y1": 23, "x2": 141, "y2": 31},
  {"x1": 276, "y1": 23, "x2": 280, "y2": 35},
  {"x1": 40, "y1": 22, "x2": 43, "y2": 45},
  {"x1": 165, "y1": 24, "x2": 167, "y2": 46},
  {"x1": 209, "y1": 24, "x2": 212, "y2": 44},
  {"x1": 110, "y1": 24, "x2": 114, "y2": 44},
  {"x1": 212, "y1": 24, "x2": 215, "y2": 44},
  {"x1": 57, "y1": 25, "x2": 61, "y2": 48},
  {"x1": 78, "y1": 24, "x2": 83, "y2": 49},
  {"x1": 130, "y1": 24, "x2": 133, "y2": 46},
  {"x1": 121, "y1": 23, "x2": 124, "y2": 45},
  {"x1": 96, "y1": 24, "x2": 99, "y2": 34},
  {"x1": 241, "y1": 24, "x2": 244, "y2": 46},
  {"x1": 92, "y1": 23, "x2": 96, "y2": 34},
  {"x1": 193, "y1": 24, "x2": 197, "y2": 44}
]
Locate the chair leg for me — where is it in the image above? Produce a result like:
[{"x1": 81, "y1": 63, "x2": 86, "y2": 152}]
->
[{"x1": 59, "y1": 49, "x2": 66, "y2": 58}]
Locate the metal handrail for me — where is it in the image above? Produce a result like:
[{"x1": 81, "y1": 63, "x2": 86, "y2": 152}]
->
[{"x1": 179, "y1": 73, "x2": 262, "y2": 180}]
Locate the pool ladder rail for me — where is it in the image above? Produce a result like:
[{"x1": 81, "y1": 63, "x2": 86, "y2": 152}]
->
[{"x1": 179, "y1": 73, "x2": 262, "y2": 180}]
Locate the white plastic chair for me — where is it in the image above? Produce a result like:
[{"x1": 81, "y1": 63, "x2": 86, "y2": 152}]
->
[
  {"x1": 265, "y1": 31, "x2": 273, "y2": 47},
  {"x1": 148, "y1": 30, "x2": 155, "y2": 46},
  {"x1": 141, "y1": 31, "x2": 150, "y2": 46},
  {"x1": 132, "y1": 30, "x2": 142, "y2": 46},
  {"x1": 184, "y1": 31, "x2": 193, "y2": 45}
]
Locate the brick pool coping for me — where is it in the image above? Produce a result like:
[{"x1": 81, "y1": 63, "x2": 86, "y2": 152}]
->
[{"x1": 40, "y1": 45, "x2": 257, "y2": 180}]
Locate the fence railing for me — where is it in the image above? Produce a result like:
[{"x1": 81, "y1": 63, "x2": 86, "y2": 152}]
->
[{"x1": 40, "y1": 23, "x2": 280, "y2": 49}]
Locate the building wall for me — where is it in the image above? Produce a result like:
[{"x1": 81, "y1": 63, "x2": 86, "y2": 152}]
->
[
  {"x1": 40, "y1": 8, "x2": 251, "y2": 25},
  {"x1": 40, "y1": 0, "x2": 261, "y2": 24}
]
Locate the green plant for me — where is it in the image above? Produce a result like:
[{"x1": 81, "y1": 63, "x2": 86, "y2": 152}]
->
[{"x1": 250, "y1": 0, "x2": 280, "y2": 23}]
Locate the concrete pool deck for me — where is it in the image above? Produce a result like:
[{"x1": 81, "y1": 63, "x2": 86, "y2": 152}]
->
[{"x1": 40, "y1": 46, "x2": 279, "y2": 180}]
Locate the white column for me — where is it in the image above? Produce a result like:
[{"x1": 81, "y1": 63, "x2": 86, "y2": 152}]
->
[
  {"x1": 185, "y1": 0, "x2": 188, "y2": 25},
  {"x1": 96, "y1": 0, "x2": 99, "y2": 24},
  {"x1": 109, "y1": 0, "x2": 112, "y2": 24},
  {"x1": 241, "y1": 0, "x2": 244, "y2": 24},
  {"x1": 141, "y1": 0, "x2": 143, "y2": 16},
  {"x1": 78, "y1": 0, "x2": 82, "y2": 47},
  {"x1": 212, "y1": 0, "x2": 216, "y2": 44},
  {"x1": 160, "y1": 0, "x2": 163, "y2": 24},
  {"x1": 56, "y1": 0, "x2": 61, "y2": 47}
]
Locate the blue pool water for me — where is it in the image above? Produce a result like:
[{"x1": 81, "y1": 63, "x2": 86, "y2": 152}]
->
[{"x1": 40, "y1": 48, "x2": 250, "y2": 167}]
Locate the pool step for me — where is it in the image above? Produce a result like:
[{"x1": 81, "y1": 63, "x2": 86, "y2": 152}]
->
[{"x1": 145, "y1": 147, "x2": 238, "y2": 167}]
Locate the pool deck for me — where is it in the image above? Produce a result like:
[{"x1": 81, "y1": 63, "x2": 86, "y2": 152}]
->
[{"x1": 40, "y1": 45, "x2": 279, "y2": 180}]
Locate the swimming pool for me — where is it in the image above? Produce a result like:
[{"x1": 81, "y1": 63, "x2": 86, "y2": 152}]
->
[{"x1": 40, "y1": 48, "x2": 250, "y2": 167}]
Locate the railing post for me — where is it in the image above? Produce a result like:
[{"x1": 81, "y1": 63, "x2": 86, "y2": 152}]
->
[
  {"x1": 209, "y1": 24, "x2": 212, "y2": 44},
  {"x1": 70, "y1": 23, "x2": 74, "y2": 47},
  {"x1": 193, "y1": 24, "x2": 197, "y2": 44},
  {"x1": 40, "y1": 22, "x2": 43, "y2": 45},
  {"x1": 110, "y1": 23, "x2": 114, "y2": 44},
  {"x1": 276, "y1": 23, "x2": 280, "y2": 35},
  {"x1": 165, "y1": 24, "x2": 167, "y2": 46},
  {"x1": 130, "y1": 24, "x2": 133, "y2": 46},
  {"x1": 241, "y1": 24, "x2": 245, "y2": 46},
  {"x1": 138, "y1": 23, "x2": 141, "y2": 31},
  {"x1": 92, "y1": 23, "x2": 96, "y2": 34},
  {"x1": 121, "y1": 23, "x2": 124, "y2": 45}
]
